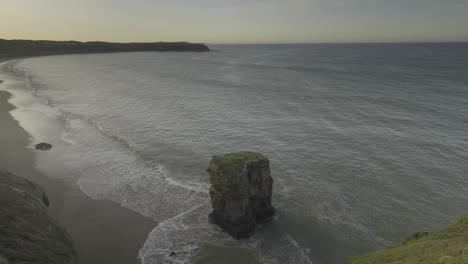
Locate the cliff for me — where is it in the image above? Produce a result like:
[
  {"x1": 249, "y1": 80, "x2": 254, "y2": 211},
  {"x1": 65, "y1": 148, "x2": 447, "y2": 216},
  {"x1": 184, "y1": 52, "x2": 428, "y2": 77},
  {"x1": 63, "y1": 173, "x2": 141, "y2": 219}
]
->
[
  {"x1": 346, "y1": 214, "x2": 468, "y2": 264},
  {"x1": 0, "y1": 39, "x2": 210, "y2": 60},
  {"x1": 207, "y1": 151, "x2": 275, "y2": 239},
  {"x1": 0, "y1": 170, "x2": 75, "y2": 264}
]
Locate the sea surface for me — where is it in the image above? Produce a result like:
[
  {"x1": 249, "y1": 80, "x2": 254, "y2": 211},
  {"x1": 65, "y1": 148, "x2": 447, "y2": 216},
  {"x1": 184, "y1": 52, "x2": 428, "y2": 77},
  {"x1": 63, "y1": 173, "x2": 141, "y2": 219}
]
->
[{"x1": 1, "y1": 43, "x2": 468, "y2": 264}]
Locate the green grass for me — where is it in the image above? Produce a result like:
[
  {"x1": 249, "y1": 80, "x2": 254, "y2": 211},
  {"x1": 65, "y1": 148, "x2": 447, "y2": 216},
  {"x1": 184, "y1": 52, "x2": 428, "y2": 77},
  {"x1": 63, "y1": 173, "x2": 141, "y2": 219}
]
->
[
  {"x1": 346, "y1": 214, "x2": 468, "y2": 264},
  {"x1": 212, "y1": 151, "x2": 267, "y2": 179}
]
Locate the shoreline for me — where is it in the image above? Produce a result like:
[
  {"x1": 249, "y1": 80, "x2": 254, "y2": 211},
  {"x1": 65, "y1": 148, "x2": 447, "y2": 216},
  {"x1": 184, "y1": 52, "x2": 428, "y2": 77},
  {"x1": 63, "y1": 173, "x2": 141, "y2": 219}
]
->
[{"x1": 0, "y1": 77, "x2": 156, "y2": 263}]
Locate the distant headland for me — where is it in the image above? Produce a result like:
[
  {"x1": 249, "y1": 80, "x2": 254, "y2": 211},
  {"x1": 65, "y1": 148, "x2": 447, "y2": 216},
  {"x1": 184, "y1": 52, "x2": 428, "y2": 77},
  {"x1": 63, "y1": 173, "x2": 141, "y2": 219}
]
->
[{"x1": 0, "y1": 39, "x2": 210, "y2": 61}]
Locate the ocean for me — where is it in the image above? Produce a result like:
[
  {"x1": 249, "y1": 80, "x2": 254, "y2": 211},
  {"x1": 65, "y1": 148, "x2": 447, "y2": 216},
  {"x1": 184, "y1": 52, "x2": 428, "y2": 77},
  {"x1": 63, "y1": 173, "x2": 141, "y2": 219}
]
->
[{"x1": 1, "y1": 43, "x2": 468, "y2": 264}]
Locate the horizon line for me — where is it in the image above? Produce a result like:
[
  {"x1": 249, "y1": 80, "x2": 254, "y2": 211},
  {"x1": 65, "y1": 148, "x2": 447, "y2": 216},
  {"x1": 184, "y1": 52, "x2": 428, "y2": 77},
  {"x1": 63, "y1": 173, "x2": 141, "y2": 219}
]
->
[
  {"x1": 209, "y1": 41, "x2": 468, "y2": 45},
  {"x1": 2, "y1": 38, "x2": 468, "y2": 45}
]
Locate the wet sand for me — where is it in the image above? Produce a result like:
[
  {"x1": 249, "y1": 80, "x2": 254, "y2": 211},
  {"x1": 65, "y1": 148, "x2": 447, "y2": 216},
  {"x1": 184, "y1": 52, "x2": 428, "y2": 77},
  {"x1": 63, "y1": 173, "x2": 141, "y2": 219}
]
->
[{"x1": 0, "y1": 85, "x2": 156, "y2": 263}]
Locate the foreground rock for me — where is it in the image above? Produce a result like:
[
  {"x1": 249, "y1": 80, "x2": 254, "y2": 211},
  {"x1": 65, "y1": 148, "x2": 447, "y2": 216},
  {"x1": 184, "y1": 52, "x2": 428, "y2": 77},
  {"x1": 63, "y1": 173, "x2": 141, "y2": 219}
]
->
[
  {"x1": 35, "y1": 142, "x2": 53, "y2": 151},
  {"x1": 346, "y1": 213, "x2": 468, "y2": 264},
  {"x1": 0, "y1": 170, "x2": 75, "y2": 264},
  {"x1": 207, "y1": 151, "x2": 275, "y2": 239}
]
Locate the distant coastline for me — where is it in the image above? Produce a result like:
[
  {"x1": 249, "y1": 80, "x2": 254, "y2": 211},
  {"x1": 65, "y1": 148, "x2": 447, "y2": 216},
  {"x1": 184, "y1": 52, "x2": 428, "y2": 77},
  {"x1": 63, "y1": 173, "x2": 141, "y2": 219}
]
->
[{"x1": 0, "y1": 39, "x2": 210, "y2": 61}]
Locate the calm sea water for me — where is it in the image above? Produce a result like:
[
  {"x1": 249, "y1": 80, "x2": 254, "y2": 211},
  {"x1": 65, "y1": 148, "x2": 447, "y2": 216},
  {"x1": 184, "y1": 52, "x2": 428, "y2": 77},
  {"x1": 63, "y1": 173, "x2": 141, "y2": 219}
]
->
[{"x1": 1, "y1": 43, "x2": 468, "y2": 264}]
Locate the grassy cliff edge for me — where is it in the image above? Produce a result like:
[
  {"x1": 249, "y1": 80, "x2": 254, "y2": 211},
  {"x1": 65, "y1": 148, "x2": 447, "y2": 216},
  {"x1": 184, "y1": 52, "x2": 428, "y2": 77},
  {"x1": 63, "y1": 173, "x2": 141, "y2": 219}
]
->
[
  {"x1": 211, "y1": 151, "x2": 267, "y2": 179},
  {"x1": 346, "y1": 214, "x2": 468, "y2": 264}
]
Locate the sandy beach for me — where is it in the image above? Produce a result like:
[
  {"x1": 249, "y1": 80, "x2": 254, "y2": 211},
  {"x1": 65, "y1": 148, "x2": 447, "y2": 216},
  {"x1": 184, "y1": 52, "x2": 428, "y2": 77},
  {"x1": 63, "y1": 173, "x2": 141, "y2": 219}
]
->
[{"x1": 0, "y1": 80, "x2": 156, "y2": 263}]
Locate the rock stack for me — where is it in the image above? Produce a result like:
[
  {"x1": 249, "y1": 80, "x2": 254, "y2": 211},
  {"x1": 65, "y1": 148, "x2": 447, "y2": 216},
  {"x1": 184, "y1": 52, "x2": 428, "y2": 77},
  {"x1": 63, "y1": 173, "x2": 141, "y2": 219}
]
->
[{"x1": 207, "y1": 151, "x2": 275, "y2": 239}]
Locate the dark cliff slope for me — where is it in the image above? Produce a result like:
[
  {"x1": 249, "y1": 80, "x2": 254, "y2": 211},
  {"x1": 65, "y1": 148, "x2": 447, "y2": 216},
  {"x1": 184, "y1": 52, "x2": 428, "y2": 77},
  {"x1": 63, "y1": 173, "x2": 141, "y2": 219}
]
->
[
  {"x1": 0, "y1": 170, "x2": 75, "y2": 264},
  {"x1": 0, "y1": 39, "x2": 210, "y2": 60}
]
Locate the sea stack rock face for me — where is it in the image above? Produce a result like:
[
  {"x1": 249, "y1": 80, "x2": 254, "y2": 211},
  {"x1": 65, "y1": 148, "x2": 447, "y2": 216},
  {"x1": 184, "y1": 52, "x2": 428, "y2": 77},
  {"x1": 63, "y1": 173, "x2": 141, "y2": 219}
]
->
[{"x1": 207, "y1": 151, "x2": 275, "y2": 239}]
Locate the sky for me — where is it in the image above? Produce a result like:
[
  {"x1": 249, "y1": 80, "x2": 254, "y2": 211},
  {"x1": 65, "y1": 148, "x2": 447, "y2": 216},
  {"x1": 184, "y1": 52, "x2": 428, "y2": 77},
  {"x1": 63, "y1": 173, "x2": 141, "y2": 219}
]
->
[{"x1": 0, "y1": 0, "x2": 467, "y2": 44}]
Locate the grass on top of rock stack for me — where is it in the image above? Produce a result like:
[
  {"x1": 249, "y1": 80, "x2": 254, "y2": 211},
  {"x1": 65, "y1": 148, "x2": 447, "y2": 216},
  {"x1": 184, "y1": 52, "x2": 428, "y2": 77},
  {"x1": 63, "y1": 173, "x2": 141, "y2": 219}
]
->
[
  {"x1": 212, "y1": 151, "x2": 267, "y2": 179},
  {"x1": 346, "y1": 213, "x2": 468, "y2": 264}
]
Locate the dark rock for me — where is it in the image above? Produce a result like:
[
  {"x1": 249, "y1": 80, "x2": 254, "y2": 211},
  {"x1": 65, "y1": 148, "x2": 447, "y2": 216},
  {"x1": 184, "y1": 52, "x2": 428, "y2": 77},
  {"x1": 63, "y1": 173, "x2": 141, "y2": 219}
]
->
[
  {"x1": 35, "y1": 142, "x2": 52, "y2": 151},
  {"x1": 42, "y1": 195, "x2": 50, "y2": 207},
  {"x1": 0, "y1": 170, "x2": 75, "y2": 264},
  {"x1": 403, "y1": 231, "x2": 431, "y2": 243},
  {"x1": 169, "y1": 252, "x2": 176, "y2": 257},
  {"x1": 207, "y1": 151, "x2": 275, "y2": 239}
]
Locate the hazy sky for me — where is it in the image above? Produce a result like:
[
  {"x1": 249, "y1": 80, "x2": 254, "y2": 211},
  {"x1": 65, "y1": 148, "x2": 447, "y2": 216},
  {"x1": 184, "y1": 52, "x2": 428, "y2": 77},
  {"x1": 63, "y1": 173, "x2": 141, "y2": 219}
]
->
[{"x1": 1, "y1": 0, "x2": 467, "y2": 43}]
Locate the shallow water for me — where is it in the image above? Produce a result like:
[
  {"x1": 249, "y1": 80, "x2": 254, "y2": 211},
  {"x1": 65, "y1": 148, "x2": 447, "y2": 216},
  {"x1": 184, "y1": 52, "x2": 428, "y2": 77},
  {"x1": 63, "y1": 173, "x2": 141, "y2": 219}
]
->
[{"x1": 1, "y1": 43, "x2": 468, "y2": 263}]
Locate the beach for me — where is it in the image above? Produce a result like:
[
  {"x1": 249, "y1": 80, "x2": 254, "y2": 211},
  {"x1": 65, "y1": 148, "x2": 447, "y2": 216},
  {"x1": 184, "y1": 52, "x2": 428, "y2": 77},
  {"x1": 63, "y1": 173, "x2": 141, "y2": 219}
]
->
[{"x1": 0, "y1": 79, "x2": 156, "y2": 264}]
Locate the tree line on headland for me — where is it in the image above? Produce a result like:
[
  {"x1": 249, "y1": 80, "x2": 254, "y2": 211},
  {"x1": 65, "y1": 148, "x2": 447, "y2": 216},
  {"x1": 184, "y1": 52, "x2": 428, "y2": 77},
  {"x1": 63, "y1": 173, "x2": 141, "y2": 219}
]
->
[{"x1": 0, "y1": 39, "x2": 210, "y2": 60}]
